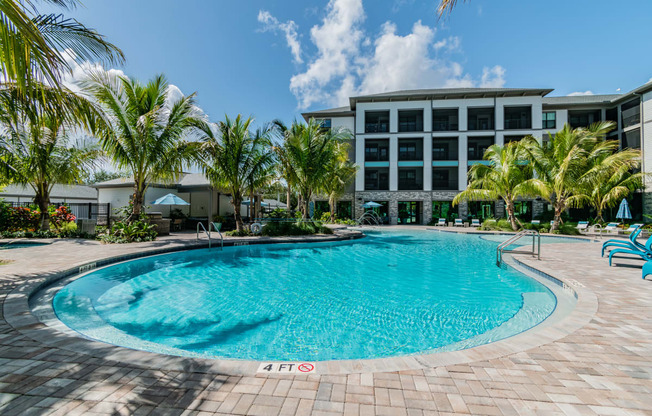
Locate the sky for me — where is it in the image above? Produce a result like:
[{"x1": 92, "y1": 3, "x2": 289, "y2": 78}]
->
[{"x1": 44, "y1": 0, "x2": 652, "y2": 127}]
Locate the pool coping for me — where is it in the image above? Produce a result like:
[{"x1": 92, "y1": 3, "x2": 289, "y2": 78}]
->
[{"x1": 4, "y1": 231, "x2": 598, "y2": 376}]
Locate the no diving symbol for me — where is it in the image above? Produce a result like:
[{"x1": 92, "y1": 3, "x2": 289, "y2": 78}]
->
[{"x1": 298, "y1": 363, "x2": 314, "y2": 373}]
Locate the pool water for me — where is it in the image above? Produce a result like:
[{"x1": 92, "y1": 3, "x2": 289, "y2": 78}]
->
[
  {"x1": 53, "y1": 230, "x2": 560, "y2": 361},
  {"x1": 1, "y1": 242, "x2": 49, "y2": 250}
]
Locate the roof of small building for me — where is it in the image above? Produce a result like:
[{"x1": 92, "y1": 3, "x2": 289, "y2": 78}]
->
[{"x1": 0, "y1": 184, "x2": 98, "y2": 200}]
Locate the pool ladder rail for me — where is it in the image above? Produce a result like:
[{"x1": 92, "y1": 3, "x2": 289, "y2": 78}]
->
[
  {"x1": 496, "y1": 229, "x2": 540, "y2": 266},
  {"x1": 197, "y1": 222, "x2": 224, "y2": 250}
]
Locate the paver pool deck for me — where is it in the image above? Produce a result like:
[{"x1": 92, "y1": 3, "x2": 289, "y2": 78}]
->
[{"x1": 0, "y1": 227, "x2": 650, "y2": 415}]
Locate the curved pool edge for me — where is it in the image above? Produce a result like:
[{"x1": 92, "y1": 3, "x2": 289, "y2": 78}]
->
[{"x1": 6, "y1": 233, "x2": 598, "y2": 376}]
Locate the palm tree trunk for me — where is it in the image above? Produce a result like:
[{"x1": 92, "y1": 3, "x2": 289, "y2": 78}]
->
[
  {"x1": 329, "y1": 195, "x2": 336, "y2": 223},
  {"x1": 302, "y1": 192, "x2": 310, "y2": 220},
  {"x1": 506, "y1": 200, "x2": 518, "y2": 231},
  {"x1": 34, "y1": 187, "x2": 50, "y2": 231},
  {"x1": 130, "y1": 184, "x2": 145, "y2": 223},
  {"x1": 286, "y1": 186, "x2": 292, "y2": 213},
  {"x1": 233, "y1": 195, "x2": 244, "y2": 232},
  {"x1": 552, "y1": 203, "x2": 564, "y2": 231}
]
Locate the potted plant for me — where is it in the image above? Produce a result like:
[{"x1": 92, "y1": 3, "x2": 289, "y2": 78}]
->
[{"x1": 212, "y1": 215, "x2": 225, "y2": 231}]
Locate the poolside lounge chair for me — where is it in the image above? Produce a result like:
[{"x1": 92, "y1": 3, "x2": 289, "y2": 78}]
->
[
  {"x1": 454, "y1": 218, "x2": 464, "y2": 227},
  {"x1": 643, "y1": 260, "x2": 652, "y2": 280},
  {"x1": 435, "y1": 218, "x2": 446, "y2": 227},
  {"x1": 602, "y1": 226, "x2": 643, "y2": 256},
  {"x1": 471, "y1": 219, "x2": 480, "y2": 227},
  {"x1": 625, "y1": 223, "x2": 644, "y2": 234},
  {"x1": 576, "y1": 221, "x2": 589, "y2": 233},
  {"x1": 531, "y1": 220, "x2": 540, "y2": 225},
  {"x1": 604, "y1": 222, "x2": 620, "y2": 234},
  {"x1": 608, "y1": 235, "x2": 652, "y2": 266}
]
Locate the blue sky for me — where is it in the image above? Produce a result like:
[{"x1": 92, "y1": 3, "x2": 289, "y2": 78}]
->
[{"x1": 46, "y1": 0, "x2": 652, "y2": 126}]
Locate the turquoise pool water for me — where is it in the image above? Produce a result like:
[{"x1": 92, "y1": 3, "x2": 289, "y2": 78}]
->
[
  {"x1": 1, "y1": 242, "x2": 49, "y2": 250},
  {"x1": 53, "y1": 230, "x2": 560, "y2": 361}
]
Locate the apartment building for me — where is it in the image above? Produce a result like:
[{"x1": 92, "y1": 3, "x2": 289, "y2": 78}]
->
[{"x1": 302, "y1": 81, "x2": 652, "y2": 225}]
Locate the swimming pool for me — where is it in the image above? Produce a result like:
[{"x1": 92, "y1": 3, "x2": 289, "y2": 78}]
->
[{"x1": 52, "y1": 230, "x2": 567, "y2": 361}]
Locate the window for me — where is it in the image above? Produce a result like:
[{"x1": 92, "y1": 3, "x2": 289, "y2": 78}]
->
[
  {"x1": 398, "y1": 110, "x2": 424, "y2": 132},
  {"x1": 622, "y1": 128, "x2": 641, "y2": 149},
  {"x1": 365, "y1": 111, "x2": 390, "y2": 133},
  {"x1": 468, "y1": 107, "x2": 495, "y2": 130},
  {"x1": 398, "y1": 168, "x2": 423, "y2": 190},
  {"x1": 468, "y1": 136, "x2": 494, "y2": 160},
  {"x1": 364, "y1": 139, "x2": 389, "y2": 161},
  {"x1": 513, "y1": 201, "x2": 532, "y2": 222},
  {"x1": 468, "y1": 201, "x2": 495, "y2": 221},
  {"x1": 504, "y1": 106, "x2": 532, "y2": 130},
  {"x1": 398, "y1": 138, "x2": 423, "y2": 160},
  {"x1": 336, "y1": 201, "x2": 353, "y2": 220},
  {"x1": 319, "y1": 119, "x2": 331, "y2": 130},
  {"x1": 432, "y1": 201, "x2": 454, "y2": 221},
  {"x1": 364, "y1": 168, "x2": 389, "y2": 190},
  {"x1": 432, "y1": 108, "x2": 459, "y2": 131},
  {"x1": 542, "y1": 112, "x2": 556, "y2": 129},
  {"x1": 569, "y1": 110, "x2": 601, "y2": 129},
  {"x1": 432, "y1": 167, "x2": 459, "y2": 190},
  {"x1": 432, "y1": 137, "x2": 458, "y2": 160},
  {"x1": 621, "y1": 99, "x2": 640, "y2": 128}
]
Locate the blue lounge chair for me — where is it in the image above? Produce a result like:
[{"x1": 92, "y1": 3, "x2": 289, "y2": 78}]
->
[
  {"x1": 643, "y1": 260, "x2": 652, "y2": 280},
  {"x1": 436, "y1": 218, "x2": 446, "y2": 226},
  {"x1": 576, "y1": 221, "x2": 589, "y2": 232},
  {"x1": 608, "y1": 235, "x2": 652, "y2": 266},
  {"x1": 454, "y1": 218, "x2": 464, "y2": 227},
  {"x1": 471, "y1": 219, "x2": 480, "y2": 227},
  {"x1": 531, "y1": 220, "x2": 540, "y2": 225},
  {"x1": 602, "y1": 226, "x2": 643, "y2": 257}
]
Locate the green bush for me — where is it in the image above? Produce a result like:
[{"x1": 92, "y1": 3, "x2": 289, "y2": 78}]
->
[
  {"x1": 97, "y1": 219, "x2": 157, "y2": 243},
  {"x1": 261, "y1": 221, "x2": 333, "y2": 237},
  {"x1": 225, "y1": 229, "x2": 252, "y2": 237},
  {"x1": 558, "y1": 223, "x2": 580, "y2": 235},
  {"x1": 320, "y1": 212, "x2": 332, "y2": 223}
]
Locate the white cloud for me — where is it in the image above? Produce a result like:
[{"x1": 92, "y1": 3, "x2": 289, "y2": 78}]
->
[
  {"x1": 258, "y1": 10, "x2": 303, "y2": 64},
  {"x1": 260, "y1": 0, "x2": 507, "y2": 109},
  {"x1": 568, "y1": 90, "x2": 594, "y2": 96}
]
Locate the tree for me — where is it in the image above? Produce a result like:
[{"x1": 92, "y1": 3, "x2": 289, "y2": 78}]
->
[
  {"x1": 321, "y1": 143, "x2": 357, "y2": 222},
  {"x1": 575, "y1": 148, "x2": 643, "y2": 222},
  {"x1": 0, "y1": 84, "x2": 102, "y2": 230},
  {"x1": 521, "y1": 121, "x2": 627, "y2": 231},
  {"x1": 0, "y1": 0, "x2": 124, "y2": 95},
  {"x1": 452, "y1": 141, "x2": 545, "y2": 230},
  {"x1": 437, "y1": 0, "x2": 465, "y2": 17},
  {"x1": 82, "y1": 72, "x2": 203, "y2": 222},
  {"x1": 198, "y1": 115, "x2": 276, "y2": 232},
  {"x1": 273, "y1": 119, "x2": 353, "y2": 220}
]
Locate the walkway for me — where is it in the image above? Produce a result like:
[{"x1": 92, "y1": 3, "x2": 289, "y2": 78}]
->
[{"x1": 0, "y1": 228, "x2": 650, "y2": 415}]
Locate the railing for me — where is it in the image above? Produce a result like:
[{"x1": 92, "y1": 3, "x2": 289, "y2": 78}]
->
[
  {"x1": 6, "y1": 202, "x2": 111, "y2": 225},
  {"x1": 496, "y1": 229, "x2": 540, "y2": 266},
  {"x1": 210, "y1": 222, "x2": 224, "y2": 250}
]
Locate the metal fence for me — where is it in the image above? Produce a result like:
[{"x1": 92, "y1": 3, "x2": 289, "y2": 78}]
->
[{"x1": 7, "y1": 202, "x2": 111, "y2": 225}]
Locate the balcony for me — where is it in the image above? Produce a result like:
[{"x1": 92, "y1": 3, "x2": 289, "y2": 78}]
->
[
  {"x1": 569, "y1": 109, "x2": 601, "y2": 129},
  {"x1": 365, "y1": 111, "x2": 390, "y2": 133},
  {"x1": 468, "y1": 107, "x2": 495, "y2": 131},
  {"x1": 364, "y1": 168, "x2": 389, "y2": 191},
  {"x1": 622, "y1": 128, "x2": 641, "y2": 149},
  {"x1": 621, "y1": 99, "x2": 641, "y2": 128},
  {"x1": 432, "y1": 137, "x2": 458, "y2": 161},
  {"x1": 504, "y1": 106, "x2": 532, "y2": 130},
  {"x1": 432, "y1": 167, "x2": 459, "y2": 191},
  {"x1": 398, "y1": 110, "x2": 424, "y2": 132},
  {"x1": 398, "y1": 138, "x2": 423, "y2": 161},
  {"x1": 468, "y1": 136, "x2": 494, "y2": 160},
  {"x1": 398, "y1": 168, "x2": 423, "y2": 191},
  {"x1": 365, "y1": 139, "x2": 389, "y2": 161},
  {"x1": 433, "y1": 108, "x2": 459, "y2": 131}
]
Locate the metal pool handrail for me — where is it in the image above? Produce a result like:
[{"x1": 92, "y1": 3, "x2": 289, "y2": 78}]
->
[
  {"x1": 496, "y1": 229, "x2": 540, "y2": 266},
  {"x1": 197, "y1": 222, "x2": 212, "y2": 250},
  {"x1": 210, "y1": 222, "x2": 224, "y2": 250}
]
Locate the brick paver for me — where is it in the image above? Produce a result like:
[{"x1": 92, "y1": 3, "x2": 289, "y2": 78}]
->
[{"x1": 0, "y1": 228, "x2": 650, "y2": 415}]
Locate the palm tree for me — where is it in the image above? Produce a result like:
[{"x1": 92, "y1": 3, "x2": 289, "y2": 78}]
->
[
  {"x1": 198, "y1": 115, "x2": 275, "y2": 232},
  {"x1": 437, "y1": 0, "x2": 465, "y2": 17},
  {"x1": 575, "y1": 148, "x2": 643, "y2": 223},
  {"x1": 0, "y1": 0, "x2": 124, "y2": 95},
  {"x1": 521, "y1": 121, "x2": 625, "y2": 231},
  {"x1": 453, "y1": 141, "x2": 545, "y2": 231},
  {"x1": 321, "y1": 143, "x2": 357, "y2": 222},
  {"x1": 82, "y1": 72, "x2": 204, "y2": 222},
  {"x1": 0, "y1": 84, "x2": 102, "y2": 230},
  {"x1": 274, "y1": 119, "x2": 353, "y2": 220}
]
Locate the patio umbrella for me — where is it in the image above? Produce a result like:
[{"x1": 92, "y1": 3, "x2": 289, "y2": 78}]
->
[
  {"x1": 362, "y1": 201, "x2": 382, "y2": 208},
  {"x1": 616, "y1": 199, "x2": 632, "y2": 220},
  {"x1": 151, "y1": 193, "x2": 190, "y2": 205}
]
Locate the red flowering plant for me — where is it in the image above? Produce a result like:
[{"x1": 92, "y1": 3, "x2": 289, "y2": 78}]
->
[
  {"x1": 49, "y1": 206, "x2": 76, "y2": 230},
  {"x1": 8, "y1": 206, "x2": 40, "y2": 231}
]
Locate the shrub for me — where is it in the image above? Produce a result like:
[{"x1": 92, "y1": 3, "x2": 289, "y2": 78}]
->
[
  {"x1": 49, "y1": 206, "x2": 76, "y2": 230},
  {"x1": 97, "y1": 219, "x2": 157, "y2": 243},
  {"x1": 225, "y1": 229, "x2": 252, "y2": 237},
  {"x1": 261, "y1": 221, "x2": 332, "y2": 237},
  {"x1": 320, "y1": 212, "x2": 332, "y2": 223}
]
